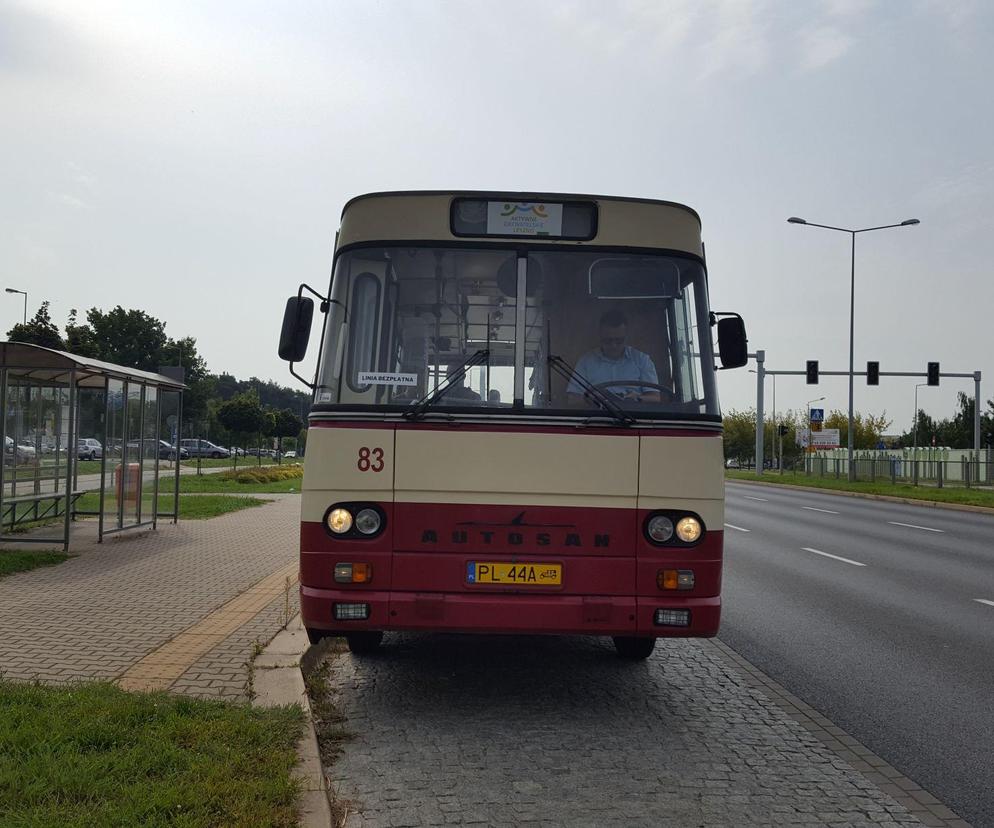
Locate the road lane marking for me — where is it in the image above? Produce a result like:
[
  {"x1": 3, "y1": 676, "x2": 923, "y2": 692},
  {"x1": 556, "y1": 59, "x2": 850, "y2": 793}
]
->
[
  {"x1": 743, "y1": 495, "x2": 768, "y2": 502},
  {"x1": 888, "y1": 521, "x2": 944, "y2": 533},
  {"x1": 724, "y1": 523, "x2": 750, "y2": 532},
  {"x1": 801, "y1": 547, "x2": 866, "y2": 567},
  {"x1": 974, "y1": 599, "x2": 994, "y2": 608},
  {"x1": 802, "y1": 506, "x2": 840, "y2": 514}
]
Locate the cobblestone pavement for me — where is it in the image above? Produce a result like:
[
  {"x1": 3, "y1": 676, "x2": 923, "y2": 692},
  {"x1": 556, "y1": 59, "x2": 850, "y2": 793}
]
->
[
  {"x1": 0, "y1": 495, "x2": 299, "y2": 700},
  {"x1": 321, "y1": 634, "x2": 926, "y2": 827}
]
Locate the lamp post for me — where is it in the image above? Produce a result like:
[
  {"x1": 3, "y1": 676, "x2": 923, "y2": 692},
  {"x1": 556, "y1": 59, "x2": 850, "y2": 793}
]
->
[
  {"x1": 806, "y1": 395, "x2": 826, "y2": 467},
  {"x1": 788, "y1": 216, "x2": 919, "y2": 481},
  {"x1": 5, "y1": 288, "x2": 27, "y2": 324},
  {"x1": 913, "y1": 382, "x2": 927, "y2": 451}
]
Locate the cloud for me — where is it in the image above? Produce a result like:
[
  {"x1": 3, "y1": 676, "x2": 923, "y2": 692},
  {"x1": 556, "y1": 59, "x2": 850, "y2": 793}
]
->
[
  {"x1": 49, "y1": 191, "x2": 91, "y2": 209},
  {"x1": 798, "y1": 24, "x2": 854, "y2": 71},
  {"x1": 0, "y1": 1, "x2": 86, "y2": 77}
]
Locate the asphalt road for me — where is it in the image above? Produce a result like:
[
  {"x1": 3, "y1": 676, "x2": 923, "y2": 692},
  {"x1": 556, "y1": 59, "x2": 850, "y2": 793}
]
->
[{"x1": 719, "y1": 480, "x2": 994, "y2": 828}]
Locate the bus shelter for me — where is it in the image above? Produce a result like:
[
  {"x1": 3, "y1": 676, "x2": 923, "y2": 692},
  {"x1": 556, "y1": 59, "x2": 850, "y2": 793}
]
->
[{"x1": 0, "y1": 342, "x2": 184, "y2": 550}]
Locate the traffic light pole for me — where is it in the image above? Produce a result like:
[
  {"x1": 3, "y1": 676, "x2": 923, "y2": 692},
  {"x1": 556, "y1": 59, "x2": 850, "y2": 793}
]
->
[{"x1": 759, "y1": 367, "x2": 983, "y2": 466}]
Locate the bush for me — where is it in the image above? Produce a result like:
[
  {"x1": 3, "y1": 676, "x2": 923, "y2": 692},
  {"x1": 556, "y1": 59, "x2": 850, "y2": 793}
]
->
[{"x1": 219, "y1": 466, "x2": 303, "y2": 486}]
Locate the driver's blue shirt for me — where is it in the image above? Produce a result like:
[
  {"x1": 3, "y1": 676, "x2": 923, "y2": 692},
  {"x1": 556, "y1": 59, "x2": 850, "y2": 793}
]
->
[{"x1": 566, "y1": 346, "x2": 658, "y2": 396}]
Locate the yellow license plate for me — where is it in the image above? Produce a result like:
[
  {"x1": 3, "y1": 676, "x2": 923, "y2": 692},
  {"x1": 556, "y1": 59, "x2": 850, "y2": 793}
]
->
[{"x1": 467, "y1": 562, "x2": 562, "y2": 586}]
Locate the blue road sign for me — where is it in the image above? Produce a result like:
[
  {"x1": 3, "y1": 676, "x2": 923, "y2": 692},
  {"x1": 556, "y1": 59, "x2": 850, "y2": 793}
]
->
[{"x1": 810, "y1": 408, "x2": 824, "y2": 422}]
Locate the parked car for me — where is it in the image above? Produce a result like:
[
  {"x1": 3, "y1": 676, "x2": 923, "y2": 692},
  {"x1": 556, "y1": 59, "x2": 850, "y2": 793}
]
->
[
  {"x1": 4, "y1": 436, "x2": 36, "y2": 464},
  {"x1": 78, "y1": 438, "x2": 104, "y2": 460},
  {"x1": 725, "y1": 458, "x2": 740, "y2": 469},
  {"x1": 124, "y1": 439, "x2": 191, "y2": 460},
  {"x1": 179, "y1": 439, "x2": 230, "y2": 459},
  {"x1": 283, "y1": 450, "x2": 296, "y2": 459}
]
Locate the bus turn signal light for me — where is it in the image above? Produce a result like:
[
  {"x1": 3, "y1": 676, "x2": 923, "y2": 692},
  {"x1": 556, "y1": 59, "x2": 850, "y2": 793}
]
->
[
  {"x1": 657, "y1": 569, "x2": 695, "y2": 590},
  {"x1": 334, "y1": 562, "x2": 372, "y2": 584}
]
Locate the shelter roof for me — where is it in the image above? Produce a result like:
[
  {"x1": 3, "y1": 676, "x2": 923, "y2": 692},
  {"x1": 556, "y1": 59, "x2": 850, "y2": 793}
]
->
[{"x1": 0, "y1": 342, "x2": 186, "y2": 389}]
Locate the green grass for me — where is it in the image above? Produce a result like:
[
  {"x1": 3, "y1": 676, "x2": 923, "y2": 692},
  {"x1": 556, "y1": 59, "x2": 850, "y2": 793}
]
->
[
  {"x1": 0, "y1": 549, "x2": 71, "y2": 579},
  {"x1": 156, "y1": 467, "x2": 303, "y2": 495},
  {"x1": 0, "y1": 681, "x2": 304, "y2": 828},
  {"x1": 182, "y1": 457, "x2": 283, "y2": 470},
  {"x1": 74, "y1": 493, "x2": 270, "y2": 520},
  {"x1": 726, "y1": 469, "x2": 994, "y2": 509}
]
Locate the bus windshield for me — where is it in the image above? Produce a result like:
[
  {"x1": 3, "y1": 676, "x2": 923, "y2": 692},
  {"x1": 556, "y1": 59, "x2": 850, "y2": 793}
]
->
[{"x1": 315, "y1": 246, "x2": 719, "y2": 418}]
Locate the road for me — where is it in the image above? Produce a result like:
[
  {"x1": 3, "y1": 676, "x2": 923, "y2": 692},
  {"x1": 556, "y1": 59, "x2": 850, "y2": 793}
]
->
[{"x1": 719, "y1": 480, "x2": 994, "y2": 828}]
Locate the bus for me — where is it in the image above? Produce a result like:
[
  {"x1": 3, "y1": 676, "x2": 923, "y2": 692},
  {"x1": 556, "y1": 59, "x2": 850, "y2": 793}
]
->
[{"x1": 278, "y1": 191, "x2": 748, "y2": 659}]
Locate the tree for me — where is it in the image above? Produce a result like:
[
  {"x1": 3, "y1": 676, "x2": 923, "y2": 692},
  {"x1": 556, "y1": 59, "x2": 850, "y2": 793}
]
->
[
  {"x1": 217, "y1": 390, "x2": 267, "y2": 447},
  {"x1": 269, "y1": 408, "x2": 303, "y2": 460},
  {"x1": 6, "y1": 302, "x2": 65, "y2": 350},
  {"x1": 823, "y1": 410, "x2": 891, "y2": 450}
]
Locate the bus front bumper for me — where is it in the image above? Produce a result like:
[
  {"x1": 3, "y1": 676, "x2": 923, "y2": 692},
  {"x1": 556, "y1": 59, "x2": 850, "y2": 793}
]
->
[{"x1": 300, "y1": 585, "x2": 720, "y2": 638}]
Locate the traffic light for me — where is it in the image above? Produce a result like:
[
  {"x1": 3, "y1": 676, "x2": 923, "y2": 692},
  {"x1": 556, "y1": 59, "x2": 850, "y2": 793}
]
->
[
  {"x1": 866, "y1": 361, "x2": 879, "y2": 385},
  {"x1": 778, "y1": 424, "x2": 789, "y2": 436},
  {"x1": 806, "y1": 360, "x2": 819, "y2": 384},
  {"x1": 927, "y1": 361, "x2": 940, "y2": 386}
]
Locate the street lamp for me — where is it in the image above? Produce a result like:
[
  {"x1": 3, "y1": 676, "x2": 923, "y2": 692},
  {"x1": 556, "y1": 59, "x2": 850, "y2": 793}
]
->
[
  {"x1": 913, "y1": 382, "x2": 927, "y2": 451},
  {"x1": 4, "y1": 288, "x2": 27, "y2": 324},
  {"x1": 788, "y1": 216, "x2": 920, "y2": 481}
]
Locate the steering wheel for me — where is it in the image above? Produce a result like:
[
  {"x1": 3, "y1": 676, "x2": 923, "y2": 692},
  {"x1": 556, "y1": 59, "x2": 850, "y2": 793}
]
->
[{"x1": 591, "y1": 380, "x2": 677, "y2": 403}]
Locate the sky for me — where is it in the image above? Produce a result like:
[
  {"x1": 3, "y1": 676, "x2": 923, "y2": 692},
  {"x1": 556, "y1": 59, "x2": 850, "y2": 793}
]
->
[{"x1": 2, "y1": 0, "x2": 992, "y2": 434}]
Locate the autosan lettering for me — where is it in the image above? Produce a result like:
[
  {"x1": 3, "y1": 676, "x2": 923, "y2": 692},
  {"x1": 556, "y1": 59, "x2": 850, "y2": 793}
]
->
[{"x1": 419, "y1": 528, "x2": 610, "y2": 548}]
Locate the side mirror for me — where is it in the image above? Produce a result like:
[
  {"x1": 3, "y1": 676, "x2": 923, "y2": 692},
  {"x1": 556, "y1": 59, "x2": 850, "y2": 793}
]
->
[
  {"x1": 716, "y1": 315, "x2": 748, "y2": 369},
  {"x1": 278, "y1": 296, "x2": 314, "y2": 362}
]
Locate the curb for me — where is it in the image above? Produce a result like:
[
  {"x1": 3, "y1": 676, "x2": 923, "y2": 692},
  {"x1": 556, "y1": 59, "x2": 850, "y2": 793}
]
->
[
  {"x1": 253, "y1": 615, "x2": 332, "y2": 828},
  {"x1": 726, "y1": 476, "x2": 994, "y2": 515}
]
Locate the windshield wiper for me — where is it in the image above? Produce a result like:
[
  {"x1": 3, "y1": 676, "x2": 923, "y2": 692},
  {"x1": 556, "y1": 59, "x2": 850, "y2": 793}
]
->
[
  {"x1": 403, "y1": 349, "x2": 490, "y2": 421},
  {"x1": 547, "y1": 355, "x2": 635, "y2": 427}
]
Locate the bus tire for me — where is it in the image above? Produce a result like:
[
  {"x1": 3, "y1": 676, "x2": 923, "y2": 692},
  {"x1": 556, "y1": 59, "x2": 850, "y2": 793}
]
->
[
  {"x1": 305, "y1": 628, "x2": 326, "y2": 646},
  {"x1": 346, "y1": 631, "x2": 383, "y2": 654},
  {"x1": 613, "y1": 636, "x2": 656, "y2": 659}
]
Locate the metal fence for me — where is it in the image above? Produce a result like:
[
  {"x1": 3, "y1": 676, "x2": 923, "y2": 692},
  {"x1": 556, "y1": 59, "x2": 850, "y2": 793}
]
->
[{"x1": 796, "y1": 455, "x2": 994, "y2": 488}]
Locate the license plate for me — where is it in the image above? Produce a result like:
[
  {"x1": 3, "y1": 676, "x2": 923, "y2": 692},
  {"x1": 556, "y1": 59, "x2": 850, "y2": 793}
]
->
[{"x1": 467, "y1": 562, "x2": 562, "y2": 586}]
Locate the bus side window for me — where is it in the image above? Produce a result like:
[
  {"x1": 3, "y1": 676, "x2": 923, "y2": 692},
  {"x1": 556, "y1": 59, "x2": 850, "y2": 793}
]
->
[{"x1": 346, "y1": 273, "x2": 382, "y2": 393}]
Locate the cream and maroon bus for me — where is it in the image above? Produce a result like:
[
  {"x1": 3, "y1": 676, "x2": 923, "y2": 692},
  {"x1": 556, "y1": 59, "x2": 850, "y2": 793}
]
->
[{"x1": 278, "y1": 191, "x2": 748, "y2": 658}]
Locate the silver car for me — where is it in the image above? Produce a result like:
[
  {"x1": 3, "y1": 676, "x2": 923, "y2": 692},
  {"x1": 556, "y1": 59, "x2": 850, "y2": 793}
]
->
[{"x1": 78, "y1": 438, "x2": 104, "y2": 460}]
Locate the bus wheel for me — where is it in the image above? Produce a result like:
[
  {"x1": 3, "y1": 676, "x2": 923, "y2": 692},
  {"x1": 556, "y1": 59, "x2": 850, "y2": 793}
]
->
[
  {"x1": 346, "y1": 631, "x2": 383, "y2": 654},
  {"x1": 613, "y1": 636, "x2": 656, "y2": 659},
  {"x1": 305, "y1": 628, "x2": 325, "y2": 646}
]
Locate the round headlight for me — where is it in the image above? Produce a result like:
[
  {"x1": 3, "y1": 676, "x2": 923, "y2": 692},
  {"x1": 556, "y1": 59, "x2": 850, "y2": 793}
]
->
[
  {"x1": 354, "y1": 508, "x2": 382, "y2": 535},
  {"x1": 327, "y1": 508, "x2": 353, "y2": 534},
  {"x1": 676, "y1": 516, "x2": 702, "y2": 543},
  {"x1": 647, "y1": 515, "x2": 674, "y2": 543}
]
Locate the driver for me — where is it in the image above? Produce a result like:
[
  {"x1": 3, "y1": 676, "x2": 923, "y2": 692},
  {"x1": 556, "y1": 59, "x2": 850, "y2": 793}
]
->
[{"x1": 566, "y1": 310, "x2": 661, "y2": 404}]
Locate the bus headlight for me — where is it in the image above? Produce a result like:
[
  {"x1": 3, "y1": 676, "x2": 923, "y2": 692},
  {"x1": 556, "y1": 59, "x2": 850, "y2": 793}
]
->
[
  {"x1": 327, "y1": 508, "x2": 353, "y2": 534},
  {"x1": 675, "y1": 516, "x2": 702, "y2": 543},
  {"x1": 646, "y1": 515, "x2": 674, "y2": 543},
  {"x1": 354, "y1": 508, "x2": 382, "y2": 535}
]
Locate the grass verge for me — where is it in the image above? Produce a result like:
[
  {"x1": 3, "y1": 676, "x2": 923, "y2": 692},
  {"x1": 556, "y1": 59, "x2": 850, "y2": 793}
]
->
[
  {"x1": 74, "y1": 493, "x2": 271, "y2": 520},
  {"x1": 157, "y1": 466, "x2": 303, "y2": 495},
  {"x1": 0, "y1": 681, "x2": 304, "y2": 828},
  {"x1": 726, "y1": 469, "x2": 994, "y2": 509},
  {"x1": 0, "y1": 549, "x2": 71, "y2": 579}
]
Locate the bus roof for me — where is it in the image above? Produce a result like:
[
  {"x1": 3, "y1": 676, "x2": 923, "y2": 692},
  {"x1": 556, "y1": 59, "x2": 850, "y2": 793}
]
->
[{"x1": 337, "y1": 191, "x2": 704, "y2": 257}]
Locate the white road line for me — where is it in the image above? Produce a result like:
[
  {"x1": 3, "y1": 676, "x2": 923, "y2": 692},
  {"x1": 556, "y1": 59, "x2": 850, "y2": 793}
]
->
[
  {"x1": 743, "y1": 495, "x2": 768, "y2": 502},
  {"x1": 888, "y1": 521, "x2": 944, "y2": 533},
  {"x1": 724, "y1": 523, "x2": 751, "y2": 533},
  {"x1": 801, "y1": 547, "x2": 866, "y2": 567},
  {"x1": 974, "y1": 599, "x2": 994, "y2": 608},
  {"x1": 802, "y1": 506, "x2": 840, "y2": 514}
]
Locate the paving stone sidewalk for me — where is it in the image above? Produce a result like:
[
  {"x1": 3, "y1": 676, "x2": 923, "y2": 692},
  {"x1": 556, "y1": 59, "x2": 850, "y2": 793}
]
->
[
  {"x1": 321, "y1": 634, "x2": 931, "y2": 828},
  {"x1": 0, "y1": 495, "x2": 300, "y2": 701}
]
